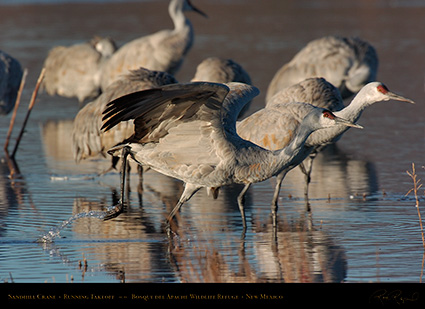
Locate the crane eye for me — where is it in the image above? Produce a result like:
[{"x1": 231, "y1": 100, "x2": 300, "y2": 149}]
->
[
  {"x1": 377, "y1": 84, "x2": 389, "y2": 94},
  {"x1": 322, "y1": 110, "x2": 335, "y2": 119}
]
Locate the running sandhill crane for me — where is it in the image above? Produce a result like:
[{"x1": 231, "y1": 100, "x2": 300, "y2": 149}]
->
[
  {"x1": 237, "y1": 80, "x2": 414, "y2": 211},
  {"x1": 72, "y1": 67, "x2": 178, "y2": 171},
  {"x1": 266, "y1": 36, "x2": 378, "y2": 102},
  {"x1": 100, "y1": 0, "x2": 207, "y2": 90},
  {"x1": 263, "y1": 78, "x2": 342, "y2": 203},
  {"x1": 101, "y1": 82, "x2": 361, "y2": 230},
  {"x1": 42, "y1": 36, "x2": 117, "y2": 103},
  {"x1": 191, "y1": 56, "x2": 252, "y2": 118},
  {"x1": 0, "y1": 50, "x2": 23, "y2": 115}
]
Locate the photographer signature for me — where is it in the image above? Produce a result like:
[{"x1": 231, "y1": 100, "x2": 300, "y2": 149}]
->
[{"x1": 369, "y1": 289, "x2": 419, "y2": 305}]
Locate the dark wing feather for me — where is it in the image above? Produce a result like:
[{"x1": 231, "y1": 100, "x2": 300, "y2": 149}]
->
[
  {"x1": 101, "y1": 82, "x2": 230, "y2": 143},
  {"x1": 101, "y1": 88, "x2": 161, "y2": 131}
]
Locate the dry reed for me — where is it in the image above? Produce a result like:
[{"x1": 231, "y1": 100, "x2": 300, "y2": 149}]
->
[
  {"x1": 405, "y1": 163, "x2": 425, "y2": 283},
  {"x1": 405, "y1": 163, "x2": 425, "y2": 250},
  {"x1": 11, "y1": 67, "x2": 45, "y2": 158},
  {"x1": 4, "y1": 68, "x2": 28, "y2": 152}
]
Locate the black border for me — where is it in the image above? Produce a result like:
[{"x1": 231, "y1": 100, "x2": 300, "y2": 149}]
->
[{"x1": 2, "y1": 283, "x2": 424, "y2": 306}]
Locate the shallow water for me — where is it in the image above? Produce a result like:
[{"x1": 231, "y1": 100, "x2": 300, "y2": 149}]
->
[{"x1": 0, "y1": 0, "x2": 424, "y2": 283}]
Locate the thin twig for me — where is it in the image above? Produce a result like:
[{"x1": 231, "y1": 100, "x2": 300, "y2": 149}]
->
[
  {"x1": 3, "y1": 149, "x2": 21, "y2": 178},
  {"x1": 4, "y1": 68, "x2": 28, "y2": 152},
  {"x1": 11, "y1": 67, "x2": 45, "y2": 159},
  {"x1": 406, "y1": 162, "x2": 425, "y2": 249},
  {"x1": 405, "y1": 163, "x2": 425, "y2": 283}
]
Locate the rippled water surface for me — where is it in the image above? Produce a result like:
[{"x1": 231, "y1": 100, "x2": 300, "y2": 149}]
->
[{"x1": 0, "y1": 0, "x2": 424, "y2": 283}]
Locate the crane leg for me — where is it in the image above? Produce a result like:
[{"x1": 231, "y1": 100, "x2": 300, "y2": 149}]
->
[
  {"x1": 299, "y1": 154, "x2": 316, "y2": 212},
  {"x1": 165, "y1": 183, "x2": 201, "y2": 235},
  {"x1": 103, "y1": 146, "x2": 130, "y2": 220},
  {"x1": 137, "y1": 165, "x2": 144, "y2": 195},
  {"x1": 271, "y1": 171, "x2": 288, "y2": 229},
  {"x1": 237, "y1": 183, "x2": 251, "y2": 232}
]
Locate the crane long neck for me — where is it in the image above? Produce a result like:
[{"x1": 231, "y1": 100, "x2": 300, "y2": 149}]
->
[
  {"x1": 334, "y1": 90, "x2": 374, "y2": 123},
  {"x1": 235, "y1": 122, "x2": 314, "y2": 184},
  {"x1": 305, "y1": 90, "x2": 375, "y2": 147},
  {"x1": 280, "y1": 122, "x2": 313, "y2": 158},
  {"x1": 168, "y1": 1, "x2": 194, "y2": 59},
  {"x1": 270, "y1": 122, "x2": 314, "y2": 175},
  {"x1": 169, "y1": 1, "x2": 192, "y2": 32}
]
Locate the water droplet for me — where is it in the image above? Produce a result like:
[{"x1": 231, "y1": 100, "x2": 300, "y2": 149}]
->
[{"x1": 36, "y1": 209, "x2": 109, "y2": 243}]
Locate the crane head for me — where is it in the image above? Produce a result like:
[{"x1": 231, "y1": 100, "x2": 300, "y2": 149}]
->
[
  {"x1": 320, "y1": 109, "x2": 363, "y2": 129},
  {"x1": 362, "y1": 82, "x2": 415, "y2": 104},
  {"x1": 185, "y1": 0, "x2": 208, "y2": 18}
]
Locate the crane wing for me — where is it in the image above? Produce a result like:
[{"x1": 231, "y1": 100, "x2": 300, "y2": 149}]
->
[
  {"x1": 101, "y1": 82, "x2": 259, "y2": 171},
  {"x1": 102, "y1": 82, "x2": 229, "y2": 140}
]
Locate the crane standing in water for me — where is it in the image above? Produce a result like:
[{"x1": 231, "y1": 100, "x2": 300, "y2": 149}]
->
[
  {"x1": 237, "y1": 79, "x2": 414, "y2": 211},
  {"x1": 266, "y1": 36, "x2": 378, "y2": 102},
  {"x1": 42, "y1": 36, "x2": 117, "y2": 103},
  {"x1": 101, "y1": 82, "x2": 361, "y2": 231},
  {"x1": 100, "y1": 0, "x2": 207, "y2": 90}
]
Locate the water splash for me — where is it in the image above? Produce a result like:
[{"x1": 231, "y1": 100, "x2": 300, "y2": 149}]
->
[{"x1": 36, "y1": 204, "x2": 123, "y2": 243}]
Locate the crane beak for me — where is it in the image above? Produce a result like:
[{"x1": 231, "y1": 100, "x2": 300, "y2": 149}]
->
[
  {"x1": 188, "y1": 1, "x2": 208, "y2": 18},
  {"x1": 386, "y1": 91, "x2": 415, "y2": 104},
  {"x1": 334, "y1": 116, "x2": 364, "y2": 129}
]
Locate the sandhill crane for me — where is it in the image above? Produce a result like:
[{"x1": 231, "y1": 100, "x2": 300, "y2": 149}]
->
[
  {"x1": 191, "y1": 56, "x2": 252, "y2": 117},
  {"x1": 72, "y1": 67, "x2": 178, "y2": 171},
  {"x1": 263, "y1": 78, "x2": 342, "y2": 203},
  {"x1": 237, "y1": 80, "x2": 414, "y2": 211},
  {"x1": 101, "y1": 82, "x2": 361, "y2": 231},
  {"x1": 266, "y1": 36, "x2": 378, "y2": 102},
  {"x1": 0, "y1": 50, "x2": 23, "y2": 115},
  {"x1": 42, "y1": 36, "x2": 117, "y2": 103},
  {"x1": 100, "y1": 0, "x2": 207, "y2": 90}
]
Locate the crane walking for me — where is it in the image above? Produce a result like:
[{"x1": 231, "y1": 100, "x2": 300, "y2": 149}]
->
[
  {"x1": 237, "y1": 80, "x2": 414, "y2": 211},
  {"x1": 100, "y1": 0, "x2": 207, "y2": 90},
  {"x1": 101, "y1": 82, "x2": 361, "y2": 232}
]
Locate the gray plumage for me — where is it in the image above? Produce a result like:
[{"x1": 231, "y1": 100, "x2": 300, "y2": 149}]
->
[
  {"x1": 191, "y1": 56, "x2": 252, "y2": 117},
  {"x1": 191, "y1": 57, "x2": 251, "y2": 84},
  {"x1": 72, "y1": 67, "x2": 178, "y2": 164},
  {"x1": 0, "y1": 50, "x2": 23, "y2": 115},
  {"x1": 101, "y1": 82, "x2": 359, "y2": 228},
  {"x1": 238, "y1": 80, "x2": 414, "y2": 209},
  {"x1": 266, "y1": 77, "x2": 343, "y2": 110},
  {"x1": 42, "y1": 36, "x2": 117, "y2": 103},
  {"x1": 100, "y1": 0, "x2": 207, "y2": 90},
  {"x1": 266, "y1": 36, "x2": 378, "y2": 102}
]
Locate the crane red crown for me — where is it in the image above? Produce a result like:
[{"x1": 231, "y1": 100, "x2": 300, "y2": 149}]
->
[
  {"x1": 377, "y1": 84, "x2": 389, "y2": 94},
  {"x1": 322, "y1": 110, "x2": 335, "y2": 119}
]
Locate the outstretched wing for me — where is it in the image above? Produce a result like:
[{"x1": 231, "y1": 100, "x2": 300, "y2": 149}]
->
[
  {"x1": 101, "y1": 82, "x2": 230, "y2": 142},
  {"x1": 101, "y1": 82, "x2": 260, "y2": 168},
  {"x1": 101, "y1": 82, "x2": 260, "y2": 183}
]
